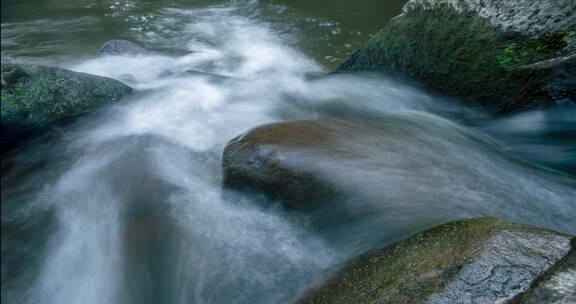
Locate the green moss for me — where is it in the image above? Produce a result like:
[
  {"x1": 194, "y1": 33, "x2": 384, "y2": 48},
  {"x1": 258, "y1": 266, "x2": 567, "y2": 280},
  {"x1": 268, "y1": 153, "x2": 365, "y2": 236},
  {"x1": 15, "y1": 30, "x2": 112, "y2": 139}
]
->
[
  {"x1": 338, "y1": 6, "x2": 571, "y2": 113},
  {"x1": 299, "y1": 217, "x2": 562, "y2": 304},
  {"x1": 534, "y1": 32, "x2": 569, "y2": 52},
  {"x1": 341, "y1": 8, "x2": 501, "y2": 85},
  {"x1": 497, "y1": 43, "x2": 526, "y2": 70},
  {"x1": 1, "y1": 73, "x2": 71, "y2": 126},
  {"x1": 1, "y1": 81, "x2": 31, "y2": 128},
  {"x1": 497, "y1": 32, "x2": 569, "y2": 70},
  {"x1": 1, "y1": 84, "x2": 26, "y2": 110},
  {"x1": 1, "y1": 63, "x2": 132, "y2": 152}
]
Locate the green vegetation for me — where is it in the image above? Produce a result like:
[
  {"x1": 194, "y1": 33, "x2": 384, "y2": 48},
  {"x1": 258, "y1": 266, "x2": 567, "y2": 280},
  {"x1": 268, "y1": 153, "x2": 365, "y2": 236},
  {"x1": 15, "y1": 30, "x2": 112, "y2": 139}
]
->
[
  {"x1": 338, "y1": 7, "x2": 573, "y2": 113},
  {"x1": 299, "y1": 218, "x2": 501, "y2": 303},
  {"x1": 299, "y1": 217, "x2": 571, "y2": 304},
  {"x1": 497, "y1": 32, "x2": 569, "y2": 70},
  {"x1": 340, "y1": 9, "x2": 501, "y2": 90},
  {"x1": 534, "y1": 32, "x2": 569, "y2": 53},
  {"x1": 497, "y1": 43, "x2": 526, "y2": 70},
  {"x1": 1, "y1": 63, "x2": 132, "y2": 152},
  {"x1": 2, "y1": 72, "x2": 80, "y2": 127}
]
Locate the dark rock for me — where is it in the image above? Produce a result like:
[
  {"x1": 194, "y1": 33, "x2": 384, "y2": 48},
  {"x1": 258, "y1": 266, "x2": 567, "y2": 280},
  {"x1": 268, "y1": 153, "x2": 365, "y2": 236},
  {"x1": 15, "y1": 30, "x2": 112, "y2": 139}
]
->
[
  {"x1": 514, "y1": 240, "x2": 576, "y2": 304},
  {"x1": 98, "y1": 40, "x2": 149, "y2": 56},
  {"x1": 223, "y1": 113, "x2": 576, "y2": 215},
  {"x1": 223, "y1": 120, "x2": 346, "y2": 210},
  {"x1": 223, "y1": 117, "x2": 576, "y2": 287},
  {"x1": 545, "y1": 55, "x2": 576, "y2": 102},
  {"x1": 222, "y1": 116, "x2": 576, "y2": 236},
  {"x1": 1, "y1": 62, "x2": 132, "y2": 152},
  {"x1": 338, "y1": 0, "x2": 576, "y2": 114},
  {"x1": 298, "y1": 217, "x2": 575, "y2": 304}
]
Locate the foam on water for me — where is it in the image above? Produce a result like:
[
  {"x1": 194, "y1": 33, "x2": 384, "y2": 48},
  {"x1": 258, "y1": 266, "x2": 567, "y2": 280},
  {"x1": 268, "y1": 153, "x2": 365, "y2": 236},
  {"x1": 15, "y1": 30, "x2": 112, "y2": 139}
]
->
[
  {"x1": 7, "y1": 4, "x2": 337, "y2": 304},
  {"x1": 1, "y1": 2, "x2": 575, "y2": 304}
]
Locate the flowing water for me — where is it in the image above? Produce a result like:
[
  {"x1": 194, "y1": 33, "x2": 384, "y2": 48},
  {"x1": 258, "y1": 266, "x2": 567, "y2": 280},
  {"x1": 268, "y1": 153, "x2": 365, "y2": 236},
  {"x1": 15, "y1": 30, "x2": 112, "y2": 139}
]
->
[{"x1": 1, "y1": 1, "x2": 575, "y2": 304}]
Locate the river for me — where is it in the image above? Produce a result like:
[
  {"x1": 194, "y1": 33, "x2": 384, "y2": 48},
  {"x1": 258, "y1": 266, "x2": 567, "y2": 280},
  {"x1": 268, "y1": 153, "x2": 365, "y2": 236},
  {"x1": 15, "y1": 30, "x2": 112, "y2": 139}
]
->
[{"x1": 1, "y1": 1, "x2": 575, "y2": 304}]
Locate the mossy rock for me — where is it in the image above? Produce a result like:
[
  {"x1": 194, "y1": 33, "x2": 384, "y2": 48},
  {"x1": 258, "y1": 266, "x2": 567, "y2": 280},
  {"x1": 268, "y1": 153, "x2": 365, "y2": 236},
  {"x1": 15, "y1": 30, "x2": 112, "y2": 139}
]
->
[
  {"x1": 1, "y1": 62, "x2": 132, "y2": 152},
  {"x1": 298, "y1": 217, "x2": 575, "y2": 304},
  {"x1": 338, "y1": 0, "x2": 576, "y2": 114}
]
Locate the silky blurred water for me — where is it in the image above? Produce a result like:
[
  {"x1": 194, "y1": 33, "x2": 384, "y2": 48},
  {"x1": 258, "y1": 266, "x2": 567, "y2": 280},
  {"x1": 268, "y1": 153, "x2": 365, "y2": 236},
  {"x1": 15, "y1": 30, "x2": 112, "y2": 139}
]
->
[{"x1": 1, "y1": 1, "x2": 575, "y2": 304}]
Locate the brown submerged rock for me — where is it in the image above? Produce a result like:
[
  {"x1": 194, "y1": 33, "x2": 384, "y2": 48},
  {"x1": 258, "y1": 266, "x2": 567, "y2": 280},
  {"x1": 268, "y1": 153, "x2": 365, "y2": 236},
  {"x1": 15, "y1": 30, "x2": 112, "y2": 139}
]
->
[
  {"x1": 221, "y1": 115, "x2": 576, "y2": 235},
  {"x1": 222, "y1": 119, "x2": 349, "y2": 210}
]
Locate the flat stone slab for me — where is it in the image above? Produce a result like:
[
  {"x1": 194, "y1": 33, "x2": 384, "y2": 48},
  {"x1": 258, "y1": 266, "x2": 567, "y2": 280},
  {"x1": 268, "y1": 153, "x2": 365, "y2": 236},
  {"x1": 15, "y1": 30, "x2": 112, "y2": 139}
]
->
[{"x1": 299, "y1": 217, "x2": 574, "y2": 304}]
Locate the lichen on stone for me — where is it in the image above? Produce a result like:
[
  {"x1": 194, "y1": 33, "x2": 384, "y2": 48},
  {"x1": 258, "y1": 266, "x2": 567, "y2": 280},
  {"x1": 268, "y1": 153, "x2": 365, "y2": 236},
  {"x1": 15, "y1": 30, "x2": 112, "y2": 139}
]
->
[
  {"x1": 338, "y1": 1, "x2": 575, "y2": 113},
  {"x1": 298, "y1": 217, "x2": 574, "y2": 304},
  {"x1": 1, "y1": 62, "x2": 132, "y2": 152}
]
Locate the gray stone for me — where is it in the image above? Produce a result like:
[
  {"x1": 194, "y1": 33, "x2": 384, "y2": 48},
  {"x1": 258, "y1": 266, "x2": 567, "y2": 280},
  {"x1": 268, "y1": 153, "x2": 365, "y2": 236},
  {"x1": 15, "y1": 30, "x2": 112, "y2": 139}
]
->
[
  {"x1": 338, "y1": 0, "x2": 576, "y2": 113},
  {"x1": 402, "y1": 0, "x2": 576, "y2": 40},
  {"x1": 1, "y1": 62, "x2": 132, "y2": 152},
  {"x1": 425, "y1": 230, "x2": 571, "y2": 303},
  {"x1": 98, "y1": 40, "x2": 149, "y2": 56},
  {"x1": 518, "y1": 246, "x2": 576, "y2": 304},
  {"x1": 298, "y1": 217, "x2": 574, "y2": 304}
]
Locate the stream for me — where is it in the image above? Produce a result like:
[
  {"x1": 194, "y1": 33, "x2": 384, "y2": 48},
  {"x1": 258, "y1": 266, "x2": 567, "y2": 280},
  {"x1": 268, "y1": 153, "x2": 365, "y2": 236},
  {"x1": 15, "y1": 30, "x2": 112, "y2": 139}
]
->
[{"x1": 2, "y1": 1, "x2": 575, "y2": 304}]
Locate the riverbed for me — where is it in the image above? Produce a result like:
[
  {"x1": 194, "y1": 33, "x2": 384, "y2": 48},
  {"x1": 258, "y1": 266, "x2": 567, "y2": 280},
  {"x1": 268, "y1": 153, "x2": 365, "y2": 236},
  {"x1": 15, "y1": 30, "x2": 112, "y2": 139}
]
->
[{"x1": 2, "y1": 1, "x2": 575, "y2": 303}]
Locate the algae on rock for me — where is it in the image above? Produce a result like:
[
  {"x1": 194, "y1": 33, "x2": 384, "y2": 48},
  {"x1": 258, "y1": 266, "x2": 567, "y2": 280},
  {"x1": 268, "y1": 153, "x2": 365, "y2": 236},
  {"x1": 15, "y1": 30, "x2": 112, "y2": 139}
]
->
[
  {"x1": 1, "y1": 62, "x2": 132, "y2": 152},
  {"x1": 338, "y1": 0, "x2": 576, "y2": 113},
  {"x1": 299, "y1": 217, "x2": 574, "y2": 304}
]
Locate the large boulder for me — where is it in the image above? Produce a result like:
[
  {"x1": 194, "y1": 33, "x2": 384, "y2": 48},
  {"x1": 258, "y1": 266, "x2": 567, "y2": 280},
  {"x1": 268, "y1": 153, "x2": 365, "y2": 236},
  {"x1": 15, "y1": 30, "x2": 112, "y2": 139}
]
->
[
  {"x1": 97, "y1": 40, "x2": 149, "y2": 56},
  {"x1": 222, "y1": 116, "x2": 576, "y2": 241},
  {"x1": 222, "y1": 120, "x2": 349, "y2": 210},
  {"x1": 515, "y1": 245, "x2": 576, "y2": 304},
  {"x1": 1, "y1": 62, "x2": 132, "y2": 152},
  {"x1": 338, "y1": 0, "x2": 576, "y2": 113},
  {"x1": 298, "y1": 217, "x2": 575, "y2": 304}
]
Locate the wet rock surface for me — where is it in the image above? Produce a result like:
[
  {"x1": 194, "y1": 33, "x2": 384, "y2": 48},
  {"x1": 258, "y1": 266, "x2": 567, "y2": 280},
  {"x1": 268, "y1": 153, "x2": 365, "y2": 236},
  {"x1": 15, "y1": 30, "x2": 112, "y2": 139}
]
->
[
  {"x1": 98, "y1": 40, "x2": 149, "y2": 56},
  {"x1": 402, "y1": 0, "x2": 576, "y2": 39},
  {"x1": 338, "y1": 0, "x2": 576, "y2": 113},
  {"x1": 222, "y1": 119, "x2": 345, "y2": 210},
  {"x1": 515, "y1": 242, "x2": 576, "y2": 304},
  {"x1": 222, "y1": 116, "x2": 576, "y2": 236},
  {"x1": 298, "y1": 217, "x2": 575, "y2": 304},
  {"x1": 0, "y1": 62, "x2": 132, "y2": 152}
]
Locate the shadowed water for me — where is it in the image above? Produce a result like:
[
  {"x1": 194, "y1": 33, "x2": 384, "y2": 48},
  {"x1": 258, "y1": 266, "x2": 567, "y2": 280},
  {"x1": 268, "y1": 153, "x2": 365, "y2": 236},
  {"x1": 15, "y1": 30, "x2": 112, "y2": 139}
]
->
[{"x1": 1, "y1": 1, "x2": 575, "y2": 304}]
